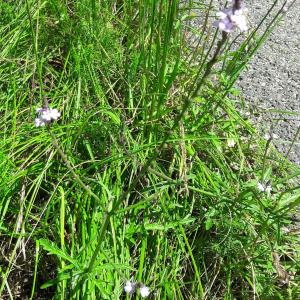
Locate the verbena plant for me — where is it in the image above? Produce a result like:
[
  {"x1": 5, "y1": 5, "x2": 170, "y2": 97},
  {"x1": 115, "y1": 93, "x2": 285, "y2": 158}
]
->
[{"x1": 0, "y1": 0, "x2": 299, "y2": 299}]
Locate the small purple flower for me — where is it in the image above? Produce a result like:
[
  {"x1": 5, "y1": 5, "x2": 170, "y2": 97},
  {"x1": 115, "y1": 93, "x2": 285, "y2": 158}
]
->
[
  {"x1": 257, "y1": 182, "x2": 272, "y2": 194},
  {"x1": 34, "y1": 118, "x2": 45, "y2": 127},
  {"x1": 35, "y1": 107, "x2": 61, "y2": 127},
  {"x1": 140, "y1": 285, "x2": 150, "y2": 298},
  {"x1": 214, "y1": 3, "x2": 248, "y2": 33},
  {"x1": 49, "y1": 108, "x2": 60, "y2": 120},
  {"x1": 124, "y1": 281, "x2": 136, "y2": 295}
]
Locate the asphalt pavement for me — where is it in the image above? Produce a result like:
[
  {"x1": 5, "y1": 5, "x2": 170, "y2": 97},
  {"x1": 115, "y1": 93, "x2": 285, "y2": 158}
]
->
[{"x1": 236, "y1": 0, "x2": 300, "y2": 164}]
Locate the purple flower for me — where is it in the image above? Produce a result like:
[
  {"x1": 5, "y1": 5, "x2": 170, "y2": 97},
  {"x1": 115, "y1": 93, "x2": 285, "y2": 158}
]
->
[
  {"x1": 257, "y1": 182, "x2": 272, "y2": 194},
  {"x1": 214, "y1": 4, "x2": 248, "y2": 33},
  {"x1": 124, "y1": 281, "x2": 136, "y2": 295},
  {"x1": 140, "y1": 285, "x2": 150, "y2": 298},
  {"x1": 35, "y1": 107, "x2": 61, "y2": 127}
]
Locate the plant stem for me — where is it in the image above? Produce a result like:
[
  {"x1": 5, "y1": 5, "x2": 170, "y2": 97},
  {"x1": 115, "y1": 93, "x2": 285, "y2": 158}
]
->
[
  {"x1": 86, "y1": 31, "x2": 228, "y2": 276},
  {"x1": 48, "y1": 129, "x2": 101, "y2": 203}
]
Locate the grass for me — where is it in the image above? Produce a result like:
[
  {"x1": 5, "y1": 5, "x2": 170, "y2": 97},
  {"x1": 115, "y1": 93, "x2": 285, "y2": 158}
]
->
[{"x1": 0, "y1": 0, "x2": 299, "y2": 299}]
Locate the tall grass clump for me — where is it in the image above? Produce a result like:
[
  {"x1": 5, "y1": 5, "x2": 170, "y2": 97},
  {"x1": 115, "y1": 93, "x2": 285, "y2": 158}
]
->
[{"x1": 0, "y1": 0, "x2": 299, "y2": 299}]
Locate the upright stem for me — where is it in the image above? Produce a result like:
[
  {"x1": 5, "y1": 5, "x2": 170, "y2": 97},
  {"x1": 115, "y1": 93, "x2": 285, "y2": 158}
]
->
[
  {"x1": 87, "y1": 210, "x2": 111, "y2": 272},
  {"x1": 48, "y1": 129, "x2": 101, "y2": 203},
  {"x1": 86, "y1": 32, "x2": 228, "y2": 274},
  {"x1": 233, "y1": 0, "x2": 242, "y2": 11},
  {"x1": 25, "y1": 0, "x2": 43, "y2": 100}
]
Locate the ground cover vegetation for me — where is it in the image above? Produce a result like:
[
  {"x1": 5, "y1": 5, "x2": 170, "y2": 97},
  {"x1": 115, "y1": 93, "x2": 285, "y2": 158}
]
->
[{"x1": 0, "y1": 0, "x2": 299, "y2": 299}]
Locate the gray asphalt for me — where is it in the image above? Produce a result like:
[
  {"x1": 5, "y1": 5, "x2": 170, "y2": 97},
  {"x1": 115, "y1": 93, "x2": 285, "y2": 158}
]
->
[
  {"x1": 188, "y1": 0, "x2": 299, "y2": 164},
  {"x1": 236, "y1": 0, "x2": 300, "y2": 164}
]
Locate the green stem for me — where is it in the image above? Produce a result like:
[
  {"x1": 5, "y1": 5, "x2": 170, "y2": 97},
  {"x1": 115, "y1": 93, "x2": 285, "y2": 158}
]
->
[
  {"x1": 25, "y1": 0, "x2": 43, "y2": 101},
  {"x1": 48, "y1": 129, "x2": 101, "y2": 203},
  {"x1": 87, "y1": 31, "x2": 228, "y2": 274},
  {"x1": 87, "y1": 210, "x2": 111, "y2": 273}
]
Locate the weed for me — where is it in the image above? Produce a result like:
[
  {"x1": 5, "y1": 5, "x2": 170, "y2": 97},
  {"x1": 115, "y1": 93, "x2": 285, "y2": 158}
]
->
[{"x1": 0, "y1": 1, "x2": 299, "y2": 299}]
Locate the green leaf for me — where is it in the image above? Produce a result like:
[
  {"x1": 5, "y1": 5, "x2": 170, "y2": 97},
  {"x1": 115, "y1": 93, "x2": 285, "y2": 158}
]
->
[
  {"x1": 39, "y1": 239, "x2": 81, "y2": 269},
  {"x1": 144, "y1": 218, "x2": 195, "y2": 232},
  {"x1": 41, "y1": 269, "x2": 83, "y2": 289},
  {"x1": 205, "y1": 218, "x2": 214, "y2": 231}
]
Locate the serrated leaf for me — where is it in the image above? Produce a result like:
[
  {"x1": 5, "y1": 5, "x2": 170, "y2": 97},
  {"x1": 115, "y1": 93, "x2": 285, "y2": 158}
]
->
[{"x1": 39, "y1": 239, "x2": 81, "y2": 269}]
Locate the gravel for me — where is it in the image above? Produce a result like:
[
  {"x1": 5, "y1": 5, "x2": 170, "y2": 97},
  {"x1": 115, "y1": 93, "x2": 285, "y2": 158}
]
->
[
  {"x1": 235, "y1": 0, "x2": 300, "y2": 164},
  {"x1": 187, "y1": 0, "x2": 300, "y2": 164}
]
